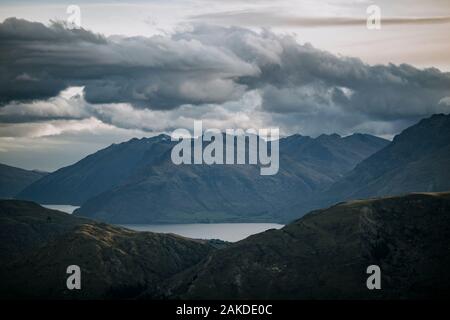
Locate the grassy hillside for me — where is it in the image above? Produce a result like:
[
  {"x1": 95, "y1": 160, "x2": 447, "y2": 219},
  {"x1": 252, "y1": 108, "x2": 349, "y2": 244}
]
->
[
  {"x1": 160, "y1": 192, "x2": 450, "y2": 299},
  {"x1": 0, "y1": 200, "x2": 216, "y2": 299}
]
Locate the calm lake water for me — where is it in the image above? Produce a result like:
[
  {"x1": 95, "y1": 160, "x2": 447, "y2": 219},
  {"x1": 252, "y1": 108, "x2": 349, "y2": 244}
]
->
[
  {"x1": 41, "y1": 204, "x2": 80, "y2": 214},
  {"x1": 40, "y1": 204, "x2": 283, "y2": 242},
  {"x1": 121, "y1": 223, "x2": 284, "y2": 242}
]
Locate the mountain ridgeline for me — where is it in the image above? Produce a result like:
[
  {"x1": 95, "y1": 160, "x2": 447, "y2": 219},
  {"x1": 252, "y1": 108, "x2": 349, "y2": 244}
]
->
[
  {"x1": 0, "y1": 164, "x2": 47, "y2": 199},
  {"x1": 14, "y1": 113, "x2": 450, "y2": 224},
  {"x1": 17, "y1": 132, "x2": 388, "y2": 223},
  {"x1": 317, "y1": 113, "x2": 450, "y2": 208}
]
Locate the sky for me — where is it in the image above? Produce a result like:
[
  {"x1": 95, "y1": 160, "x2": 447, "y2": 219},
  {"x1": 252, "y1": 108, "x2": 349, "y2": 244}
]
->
[{"x1": 0, "y1": 0, "x2": 450, "y2": 171}]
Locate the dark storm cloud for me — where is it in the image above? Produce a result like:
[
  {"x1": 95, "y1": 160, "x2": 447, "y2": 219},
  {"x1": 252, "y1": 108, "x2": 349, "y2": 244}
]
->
[
  {"x1": 173, "y1": 24, "x2": 450, "y2": 121},
  {"x1": 1, "y1": 17, "x2": 450, "y2": 127},
  {"x1": 253, "y1": 45, "x2": 450, "y2": 121},
  {"x1": 0, "y1": 18, "x2": 258, "y2": 109}
]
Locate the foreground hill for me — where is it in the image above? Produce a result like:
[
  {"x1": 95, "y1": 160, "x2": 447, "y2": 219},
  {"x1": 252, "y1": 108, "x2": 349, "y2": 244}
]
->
[
  {"x1": 0, "y1": 163, "x2": 47, "y2": 199},
  {"x1": 1, "y1": 193, "x2": 449, "y2": 299},
  {"x1": 160, "y1": 192, "x2": 450, "y2": 299},
  {"x1": 73, "y1": 133, "x2": 386, "y2": 224},
  {"x1": 0, "y1": 200, "x2": 216, "y2": 299}
]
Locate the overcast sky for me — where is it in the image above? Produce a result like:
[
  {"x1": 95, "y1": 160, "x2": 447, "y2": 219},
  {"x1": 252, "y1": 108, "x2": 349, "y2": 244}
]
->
[{"x1": 1, "y1": 0, "x2": 450, "y2": 171}]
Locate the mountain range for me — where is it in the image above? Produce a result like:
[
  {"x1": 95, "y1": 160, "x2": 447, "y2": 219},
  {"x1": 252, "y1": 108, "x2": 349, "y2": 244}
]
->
[
  {"x1": 10, "y1": 113, "x2": 450, "y2": 224},
  {"x1": 2, "y1": 192, "x2": 449, "y2": 299},
  {"x1": 16, "y1": 132, "x2": 388, "y2": 223}
]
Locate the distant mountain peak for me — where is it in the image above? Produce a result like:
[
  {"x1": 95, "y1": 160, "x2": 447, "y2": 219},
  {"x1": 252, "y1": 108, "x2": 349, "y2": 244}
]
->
[
  {"x1": 346, "y1": 133, "x2": 368, "y2": 138},
  {"x1": 153, "y1": 133, "x2": 171, "y2": 141},
  {"x1": 316, "y1": 133, "x2": 341, "y2": 140},
  {"x1": 322, "y1": 113, "x2": 450, "y2": 203},
  {"x1": 118, "y1": 134, "x2": 172, "y2": 146},
  {"x1": 343, "y1": 133, "x2": 389, "y2": 144},
  {"x1": 392, "y1": 112, "x2": 450, "y2": 144}
]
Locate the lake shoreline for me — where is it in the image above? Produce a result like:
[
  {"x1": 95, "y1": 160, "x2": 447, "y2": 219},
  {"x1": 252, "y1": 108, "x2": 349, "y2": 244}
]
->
[{"x1": 40, "y1": 203, "x2": 284, "y2": 242}]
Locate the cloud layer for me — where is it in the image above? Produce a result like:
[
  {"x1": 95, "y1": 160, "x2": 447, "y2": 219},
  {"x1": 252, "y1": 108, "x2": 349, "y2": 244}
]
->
[
  {"x1": 1, "y1": 17, "x2": 450, "y2": 144},
  {"x1": 2, "y1": 17, "x2": 450, "y2": 112},
  {"x1": 191, "y1": 10, "x2": 450, "y2": 28},
  {"x1": 0, "y1": 18, "x2": 259, "y2": 109}
]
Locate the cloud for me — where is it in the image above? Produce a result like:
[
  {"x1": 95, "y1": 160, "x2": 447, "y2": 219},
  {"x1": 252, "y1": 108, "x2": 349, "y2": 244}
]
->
[
  {"x1": 0, "y1": 84, "x2": 266, "y2": 137},
  {"x1": 176, "y1": 25, "x2": 450, "y2": 122},
  {"x1": 0, "y1": 119, "x2": 150, "y2": 172},
  {"x1": 190, "y1": 10, "x2": 450, "y2": 28},
  {"x1": 0, "y1": 17, "x2": 258, "y2": 109},
  {"x1": 1, "y1": 17, "x2": 450, "y2": 140},
  {"x1": 0, "y1": 118, "x2": 107, "y2": 138},
  {"x1": 0, "y1": 87, "x2": 88, "y2": 123}
]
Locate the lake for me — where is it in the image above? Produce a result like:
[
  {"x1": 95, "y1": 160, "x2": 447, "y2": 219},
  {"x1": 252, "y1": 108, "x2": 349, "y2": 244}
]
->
[
  {"x1": 40, "y1": 204, "x2": 284, "y2": 242},
  {"x1": 121, "y1": 223, "x2": 284, "y2": 242},
  {"x1": 41, "y1": 204, "x2": 80, "y2": 214}
]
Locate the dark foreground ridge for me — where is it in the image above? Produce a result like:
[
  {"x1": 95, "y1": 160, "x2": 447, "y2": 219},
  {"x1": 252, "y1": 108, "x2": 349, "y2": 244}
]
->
[
  {"x1": 0, "y1": 200, "x2": 216, "y2": 299},
  {"x1": 1, "y1": 192, "x2": 450, "y2": 299},
  {"x1": 160, "y1": 191, "x2": 450, "y2": 299}
]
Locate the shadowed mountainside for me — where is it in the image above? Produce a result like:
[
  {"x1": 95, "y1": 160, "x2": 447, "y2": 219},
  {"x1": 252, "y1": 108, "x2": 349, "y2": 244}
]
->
[
  {"x1": 0, "y1": 200, "x2": 217, "y2": 299},
  {"x1": 158, "y1": 192, "x2": 450, "y2": 299},
  {"x1": 17, "y1": 132, "x2": 387, "y2": 223},
  {"x1": 324, "y1": 114, "x2": 450, "y2": 202},
  {"x1": 2, "y1": 192, "x2": 450, "y2": 299},
  {"x1": 17, "y1": 135, "x2": 174, "y2": 205},
  {"x1": 16, "y1": 114, "x2": 450, "y2": 225},
  {"x1": 70, "y1": 133, "x2": 387, "y2": 223},
  {"x1": 0, "y1": 163, "x2": 47, "y2": 199},
  {"x1": 285, "y1": 113, "x2": 450, "y2": 219}
]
